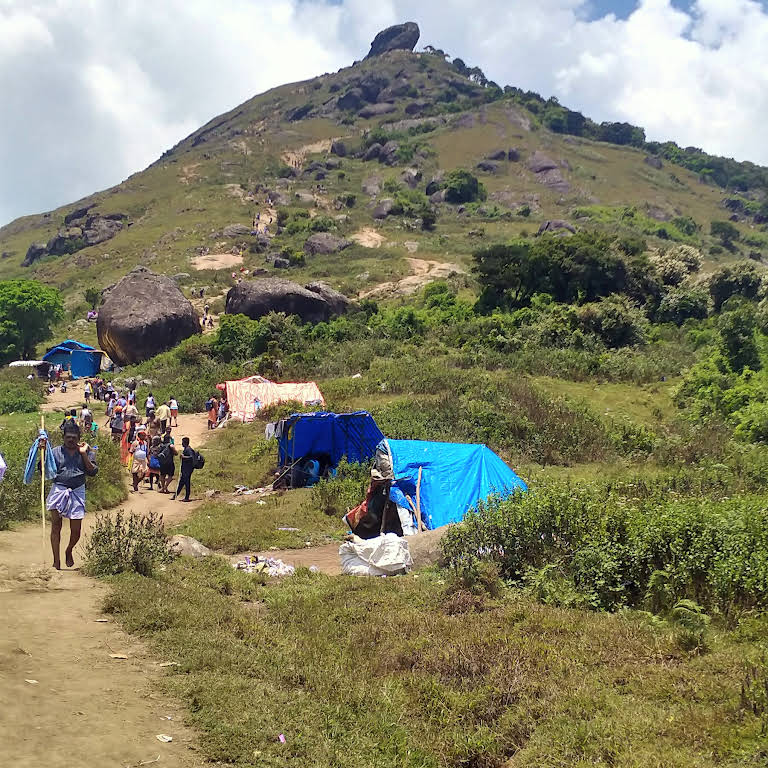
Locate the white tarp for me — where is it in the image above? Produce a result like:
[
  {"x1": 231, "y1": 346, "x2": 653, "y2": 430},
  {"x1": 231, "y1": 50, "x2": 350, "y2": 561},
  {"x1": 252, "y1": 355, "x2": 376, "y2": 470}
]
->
[
  {"x1": 8, "y1": 360, "x2": 46, "y2": 367},
  {"x1": 339, "y1": 533, "x2": 413, "y2": 576}
]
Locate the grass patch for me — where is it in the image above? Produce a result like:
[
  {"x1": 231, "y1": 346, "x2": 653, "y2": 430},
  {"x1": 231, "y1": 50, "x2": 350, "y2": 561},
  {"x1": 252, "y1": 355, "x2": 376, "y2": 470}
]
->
[
  {"x1": 103, "y1": 557, "x2": 767, "y2": 767},
  {"x1": 173, "y1": 489, "x2": 344, "y2": 553}
]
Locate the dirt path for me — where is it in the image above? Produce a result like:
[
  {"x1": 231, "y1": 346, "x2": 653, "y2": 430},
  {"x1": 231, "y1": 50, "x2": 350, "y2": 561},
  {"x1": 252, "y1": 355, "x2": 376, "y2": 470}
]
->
[
  {"x1": 361, "y1": 257, "x2": 465, "y2": 298},
  {"x1": 0, "y1": 395, "x2": 214, "y2": 767},
  {"x1": 350, "y1": 227, "x2": 386, "y2": 248}
]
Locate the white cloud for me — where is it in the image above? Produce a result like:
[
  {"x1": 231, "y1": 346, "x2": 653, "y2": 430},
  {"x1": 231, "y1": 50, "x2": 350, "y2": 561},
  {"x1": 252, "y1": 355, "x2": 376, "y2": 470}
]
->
[{"x1": 1, "y1": 0, "x2": 767, "y2": 227}]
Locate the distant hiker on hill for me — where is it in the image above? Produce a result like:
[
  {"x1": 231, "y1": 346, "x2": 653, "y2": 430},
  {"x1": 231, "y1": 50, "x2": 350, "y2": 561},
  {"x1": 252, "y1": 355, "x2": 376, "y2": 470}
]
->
[
  {"x1": 45, "y1": 421, "x2": 98, "y2": 569},
  {"x1": 172, "y1": 436, "x2": 195, "y2": 502}
]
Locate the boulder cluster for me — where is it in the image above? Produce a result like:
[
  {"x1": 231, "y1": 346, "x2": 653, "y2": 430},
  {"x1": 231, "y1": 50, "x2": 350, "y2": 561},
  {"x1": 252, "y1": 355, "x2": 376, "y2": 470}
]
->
[{"x1": 23, "y1": 204, "x2": 128, "y2": 266}]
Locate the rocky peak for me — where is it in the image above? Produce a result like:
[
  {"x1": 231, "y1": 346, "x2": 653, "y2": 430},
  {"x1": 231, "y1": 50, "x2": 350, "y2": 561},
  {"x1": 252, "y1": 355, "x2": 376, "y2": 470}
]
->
[{"x1": 365, "y1": 22, "x2": 420, "y2": 59}]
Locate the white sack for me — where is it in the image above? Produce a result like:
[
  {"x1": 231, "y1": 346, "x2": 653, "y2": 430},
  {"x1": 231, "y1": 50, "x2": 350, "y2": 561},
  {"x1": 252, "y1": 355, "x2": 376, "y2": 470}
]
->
[{"x1": 339, "y1": 533, "x2": 413, "y2": 576}]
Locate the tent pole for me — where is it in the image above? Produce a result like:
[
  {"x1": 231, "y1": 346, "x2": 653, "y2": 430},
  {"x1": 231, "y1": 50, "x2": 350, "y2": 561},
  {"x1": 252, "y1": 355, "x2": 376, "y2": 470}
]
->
[{"x1": 415, "y1": 466, "x2": 424, "y2": 532}]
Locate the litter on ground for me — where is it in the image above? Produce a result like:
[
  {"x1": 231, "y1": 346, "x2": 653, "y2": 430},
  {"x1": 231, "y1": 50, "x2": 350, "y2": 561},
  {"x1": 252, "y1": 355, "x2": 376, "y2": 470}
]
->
[{"x1": 234, "y1": 555, "x2": 295, "y2": 577}]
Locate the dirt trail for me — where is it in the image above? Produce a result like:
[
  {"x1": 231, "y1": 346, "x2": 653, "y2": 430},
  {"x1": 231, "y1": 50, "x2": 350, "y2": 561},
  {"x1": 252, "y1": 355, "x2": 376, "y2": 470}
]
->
[
  {"x1": 0, "y1": 392, "x2": 214, "y2": 767},
  {"x1": 350, "y1": 227, "x2": 386, "y2": 248},
  {"x1": 361, "y1": 257, "x2": 465, "y2": 299},
  {"x1": 281, "y1": 138, "x2": 338, "y2": 168}
]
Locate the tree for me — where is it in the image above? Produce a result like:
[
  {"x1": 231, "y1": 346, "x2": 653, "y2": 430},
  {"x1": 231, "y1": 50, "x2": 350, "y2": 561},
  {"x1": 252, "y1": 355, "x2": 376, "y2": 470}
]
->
[
  {"x1": 444, "y1": 170, "x2": 485, "y2": 204},
  {"x1": 711, "y1": 220, "x2": 740, "y2": 249},
  {"x1": 473, "y1": 242, "x2": 552, "y2": 312},
  {"x1": 708, "y1": 262, "x2": 762, "y2": 312},
  {"x1": 0, "y1": 280, "x2": 64, "y2": 363},
  {"x1": 718, "y1": 303, "x2": 760, "y2": 373},
  {"x1": 84, "y1": 287, "x2": 101, "y2": 309}
]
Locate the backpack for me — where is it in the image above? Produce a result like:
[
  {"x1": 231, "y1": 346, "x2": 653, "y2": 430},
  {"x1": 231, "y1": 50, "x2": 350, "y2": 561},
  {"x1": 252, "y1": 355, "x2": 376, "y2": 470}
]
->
[
  {"x1": 158, "y1": 445, "x2": 173, "y2": 464},
  {"x1": 205, "y1": 399, "x2": 214, "y2": 411},
  {"x1": 192, "y1": 450, "x2": 205, "y2": 470}
]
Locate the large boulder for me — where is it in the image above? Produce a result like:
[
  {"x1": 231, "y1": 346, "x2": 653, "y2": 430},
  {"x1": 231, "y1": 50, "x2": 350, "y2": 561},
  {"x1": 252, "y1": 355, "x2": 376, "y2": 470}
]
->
[
  {"x1": 364, "y1": 22, "x2": 420, "y2": 59},
  {"x1": 97, "y1": 267, "x2": 201, "y2": 366},
  {"x1": 330, "y1": 140, "x2": 347, "y2": 157},
  {"x1": 304, "y1": 232, "x2": 352, "y2": 256},
  {"x1": 22, "y1": 242, "x2": 48, "y2": 267},
  {"x1": 226, "y1": 278, "x2": 345, "y2": 323},
  {"x1": 527, "y1": 152, "x2": 559, "y2": 173},
  {"x1": 223, "y1": 223, "x2": 251, "y2": 237},
  {"x1": 304, "y1": 282, "x2": 353, "y2": 315},
  {"x1": 537, "y1": 220, "x2": 576, "y2": 235},
  {"x1": 373, "y1": 198, "x2": 397, "y2": 219},
  {"x1": 359, "y1": 102, "x2": 397, "y2": 119},
  {"x1": 644, "y1": 155, "x2": 663, "y2": 170}
]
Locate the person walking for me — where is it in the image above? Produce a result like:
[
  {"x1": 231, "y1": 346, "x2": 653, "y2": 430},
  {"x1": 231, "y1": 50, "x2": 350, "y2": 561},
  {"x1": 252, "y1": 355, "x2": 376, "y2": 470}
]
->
[
  {"x1": 169, "y1": 396, "x2": 179, "y2": 427},
  {"x1": 206, "y1": 396, "x2": 219, "y2": 430},
  {"x1": 129, "y1": 429, "x2": 149, "y2": 492},
  {"x1": 158, "y1": 430, "x2": 176, "y2": 493},
  {"x1": 45, "y1": 421, "x2": 98, "y2": 569},
  {"x1": 155, "y1": 400, "x2": 171, "y2": 433},
  {"x1": 145, "y1": 391, "x2": 156, "y2": 418},
  {"x1": 83, "y1": 380, "x2": 91, "y2": 404},
  {"x1": 109, "y1": 406, "x2": 125, "y2": 443},
  {"x1": 147, "y1": 435, "x2": 163, "y2": 491},
  {"x1": 172, "y1": 437, "x2": 195, "y2": 502}
]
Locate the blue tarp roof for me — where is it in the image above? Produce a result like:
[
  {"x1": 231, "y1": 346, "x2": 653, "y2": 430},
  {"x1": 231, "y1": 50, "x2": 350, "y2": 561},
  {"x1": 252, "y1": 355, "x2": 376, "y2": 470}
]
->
[
  {"x1": 385, "y1": 439, "x2": 527, "y2": 530},
  {"x1": 43, "y1": 340, "x2": 101, "y2": 378},
  {"x1": 278, "y1": 411, "x2": 385, "y2": 468},
  {"x1": 43, "y1": 339, "x2": 95, "y2": 356}
]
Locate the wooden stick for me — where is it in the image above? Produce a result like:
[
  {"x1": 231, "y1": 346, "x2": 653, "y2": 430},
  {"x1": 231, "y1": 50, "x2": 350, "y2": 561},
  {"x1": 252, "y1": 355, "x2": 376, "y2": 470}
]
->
[
  {"x1": 40, "y1": 414, "x2": 46, "y2": 561},
  {"x1": 415, "y1": 466, "x2": 424, "y2": 533}
]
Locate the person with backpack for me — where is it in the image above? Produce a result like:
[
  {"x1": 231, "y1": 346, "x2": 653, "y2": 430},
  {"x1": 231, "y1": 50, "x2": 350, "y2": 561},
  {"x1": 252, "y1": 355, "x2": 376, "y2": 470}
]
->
[
  {"x1": 172, "y1": 436, "x2": 203, "y2": 502},
  {"x1": 109, "y1": 406, "x2": 125, "y2": 443},
  {"x1": 158, "y1": 430, "x2": 176, "y2": 493}
]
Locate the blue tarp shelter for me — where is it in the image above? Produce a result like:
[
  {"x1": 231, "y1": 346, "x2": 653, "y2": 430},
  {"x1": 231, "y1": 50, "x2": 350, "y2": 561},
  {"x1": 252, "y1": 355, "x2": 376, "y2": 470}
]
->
[
  {"x1": 383, "y1": 439, "x2": 527, "y2": 530},
  {"x1": 277, "y1": 411, "x2": 385, "y2": 468},
  {"x1": 43, "y1": 340, "x2": 103, "y2": 379}
]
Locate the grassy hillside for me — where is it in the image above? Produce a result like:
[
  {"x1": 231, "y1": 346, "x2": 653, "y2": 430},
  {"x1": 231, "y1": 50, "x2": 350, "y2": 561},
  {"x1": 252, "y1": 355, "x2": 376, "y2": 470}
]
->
[{"x1": 1, "y1": 48, "x2": 765, "y2": 329}]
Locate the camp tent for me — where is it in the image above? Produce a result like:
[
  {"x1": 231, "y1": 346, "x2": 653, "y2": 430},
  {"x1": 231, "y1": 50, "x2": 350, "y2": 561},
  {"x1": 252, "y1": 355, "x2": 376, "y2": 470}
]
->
[
  {"x1": 219, "y1": 375, "x2": 324, "y2": 422},
  {"x1": 378, "y1": 439, "x2": 527, "y2": 530},
  {"x1": 42, "y1": 340, "x2": 104, "y2": 379},
  {"x1": 277, "y1": 411, "x2": 385, "y2": 469}
]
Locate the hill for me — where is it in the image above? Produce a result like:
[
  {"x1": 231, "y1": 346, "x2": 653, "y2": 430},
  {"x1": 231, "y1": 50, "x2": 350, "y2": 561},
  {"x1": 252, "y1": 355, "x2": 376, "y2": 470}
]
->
[{"x1": 1, "y1": 21, "x2": 767, "y2": 337}]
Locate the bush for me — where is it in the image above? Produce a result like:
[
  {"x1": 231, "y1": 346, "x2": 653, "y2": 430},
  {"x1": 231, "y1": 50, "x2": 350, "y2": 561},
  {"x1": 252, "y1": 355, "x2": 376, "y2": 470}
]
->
[
  {"x1": 441, "y1": 482, "x2": 768, "y2": 613},
  {"x1": 0, "y1": 378, "x2": 44, "y2": 414},
  {"x1": 308, "y1": 458, "x2": 370, "y2": 517},
  {"x1": 84, "y1": 511, "x2": 174, "y2": 577},
  {"x1": 0, "y1": 424, "x2": 39, "y2": 529},
  {"x1": 443, "y1": 169, "x2": 486, "y2": 203},
  {"x1": 656, "y1": 286, "x2": 709, "y2": 325}
]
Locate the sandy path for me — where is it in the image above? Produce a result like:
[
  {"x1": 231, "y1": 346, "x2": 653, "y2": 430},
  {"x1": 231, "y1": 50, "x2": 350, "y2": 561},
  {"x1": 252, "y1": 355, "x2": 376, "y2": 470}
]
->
[
  {"x1": 0, "y1": 394, "x2": 214, "y2": 768},
  {"x1": 350, "y1": 227, "x2": 386, "y2": 248},
  {"x1": 361, "y1": 257, "x2": 465, "y2": 298}
]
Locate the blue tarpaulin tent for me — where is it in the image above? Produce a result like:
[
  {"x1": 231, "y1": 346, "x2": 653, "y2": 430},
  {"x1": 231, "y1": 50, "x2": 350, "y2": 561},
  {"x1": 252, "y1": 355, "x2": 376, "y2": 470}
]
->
[
  {"x1": 43, "y1": 340, "x2": 103, "y2": 379},
  {"x1": 277, "y1": 411, "x2": 385, "y2": 468},
  {"x1": 383, "y1": 439, "x2": 527, "y2": 530}
]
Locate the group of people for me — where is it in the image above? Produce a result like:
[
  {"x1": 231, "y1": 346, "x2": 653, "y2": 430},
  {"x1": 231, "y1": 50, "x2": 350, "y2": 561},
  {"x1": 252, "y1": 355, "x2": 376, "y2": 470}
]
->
[
  {"x1": 43, "y1": 381, "x2": 204, "y2": 571},
  {"x1": 206, "y1": 394, "x2": 228, "y2": 430},
  {"x1": 66, "y1": 382, "x2": 197, "y2": 502}
]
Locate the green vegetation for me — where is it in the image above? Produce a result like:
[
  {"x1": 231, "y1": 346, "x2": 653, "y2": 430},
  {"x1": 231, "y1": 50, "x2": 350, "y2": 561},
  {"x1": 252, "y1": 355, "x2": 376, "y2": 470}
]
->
[
  {"x1": 0, "y1": 280, "x2": 63, "y2": 363},
  {"x1": 84, "y1": 511, "x2": 174, "y2": 577},
  {"x1": 442, "y1": 477, "x2": 768, "y2": 613},
  {"x1": 103, "y1": 558, "x2": 767, "y2": 767}
]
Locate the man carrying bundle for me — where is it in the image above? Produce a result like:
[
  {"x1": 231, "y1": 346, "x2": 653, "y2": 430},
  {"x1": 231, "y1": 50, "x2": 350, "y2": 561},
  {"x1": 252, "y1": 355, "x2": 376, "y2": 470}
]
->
[{"x1": 45, "y1": 421, "x2": 98, "y2": 569}]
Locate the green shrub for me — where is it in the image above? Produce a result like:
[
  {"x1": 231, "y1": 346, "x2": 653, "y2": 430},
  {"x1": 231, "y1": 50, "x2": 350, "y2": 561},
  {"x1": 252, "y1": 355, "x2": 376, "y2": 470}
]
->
[
  {"x1": 441, "y1": 483, "x2": 768, "y2": 612},
  {"x1": 308, "y1": 458, "x2": 370, "y2": 517},
  {"x1": 84, "y1": 511, "x2": 174, "y2": 577},
  {"x1": 443, "y1": 169, "x2": 486, "y2": 203},
  {"x1": 0, "y1": 378, "x2": 44, "y2": 414},
  {"x1": 0, "y1": 424, "x2": 39, "y2": 529}
]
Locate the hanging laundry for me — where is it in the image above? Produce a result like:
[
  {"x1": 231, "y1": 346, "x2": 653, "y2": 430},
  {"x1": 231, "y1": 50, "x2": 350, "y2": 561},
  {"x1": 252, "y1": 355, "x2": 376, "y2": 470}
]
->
[{"x1": 23, "y1": 430, "x2": 57, "y2": 485}]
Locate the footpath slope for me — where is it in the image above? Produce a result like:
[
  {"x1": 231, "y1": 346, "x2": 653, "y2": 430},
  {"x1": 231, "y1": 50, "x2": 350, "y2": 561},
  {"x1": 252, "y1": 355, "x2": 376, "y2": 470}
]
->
[{"x1": 0, "y1": 398, "x2": 211, "y2": 768}]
